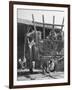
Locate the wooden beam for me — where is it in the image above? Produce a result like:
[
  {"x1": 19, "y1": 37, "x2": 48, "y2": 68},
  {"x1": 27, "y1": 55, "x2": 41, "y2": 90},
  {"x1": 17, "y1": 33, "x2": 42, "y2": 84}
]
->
[
  {"x1": 23, "y1": 25, "x2": 31, "y2": 62},
  {"x1": 34, "y1": 21, "x2": 64, "y2": 27},
  {"x1": 32, "y1": 14, "x2": 38, "y2": 44},
  {"x1": 53, "y1": 16, "x2": 55, "y2": 30},
  {"x1": 42, "y1": 15, "x2": 45, "y2": 39},
  {"x1": 61, "y1": 17, "x2": 64, "y2": 30},
  {"x1": 18, "y1": 18, "x2": 64, "y2": 27},
  {"x1": 32, "y1": 14, "x2": 36, "y2": 32}
]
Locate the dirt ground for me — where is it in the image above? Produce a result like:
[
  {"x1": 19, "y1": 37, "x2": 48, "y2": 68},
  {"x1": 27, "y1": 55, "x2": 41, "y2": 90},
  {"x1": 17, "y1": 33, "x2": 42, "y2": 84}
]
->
[{"x1": 17, "y1": 69, "x2": 64, "y2": 81}]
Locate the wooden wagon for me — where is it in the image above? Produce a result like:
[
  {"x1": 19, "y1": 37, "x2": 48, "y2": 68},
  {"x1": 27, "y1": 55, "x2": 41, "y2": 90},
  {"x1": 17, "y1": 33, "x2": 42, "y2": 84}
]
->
[{"x1": 18, "y1": 14, "x2": 64, "y2": 73}]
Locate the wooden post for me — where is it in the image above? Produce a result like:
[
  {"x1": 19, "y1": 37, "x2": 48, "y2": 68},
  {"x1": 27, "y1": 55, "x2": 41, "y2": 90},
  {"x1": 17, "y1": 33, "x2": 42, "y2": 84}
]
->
[
  {"x1": 61, "y1": 17, "x2": 64, "y2": 40},
  {"x1": 23, "y1": 25, "x2": 31, "y2": 63},
  {"x1": 61, "y1": 17, "x2": 64, "y2": 30},
  {"x1": 32, "y1": 14, "x2": 37, "y2": 43},
  {"x1": 42, "y1": 15, "x2": 45, "y2": 39},
  {"x1": 53, "y1": 16, "x2": 55, "y2": 30},
  {"x1": 32, "y1": 14, "x2": 36, "y2": 32}
]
